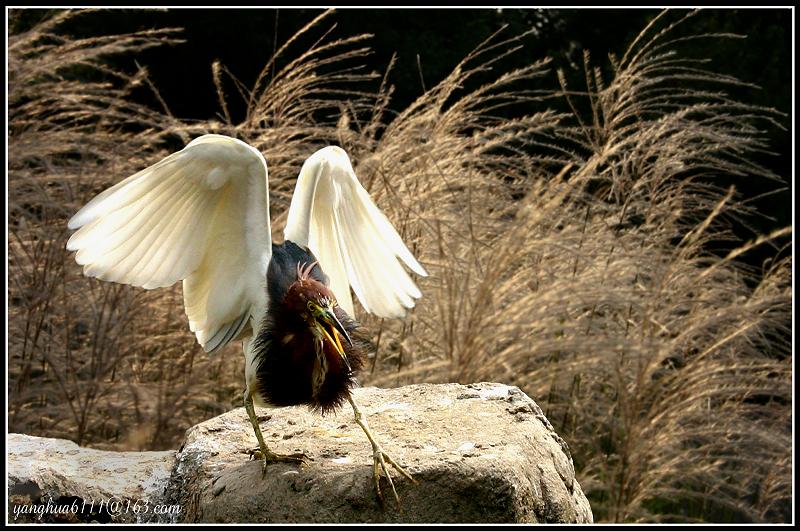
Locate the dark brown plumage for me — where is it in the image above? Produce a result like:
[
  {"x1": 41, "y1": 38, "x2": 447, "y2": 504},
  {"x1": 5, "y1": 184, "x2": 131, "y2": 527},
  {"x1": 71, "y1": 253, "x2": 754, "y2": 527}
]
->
[{"x1": 253, "y1": 241, "x2": 369, "y2": 414}]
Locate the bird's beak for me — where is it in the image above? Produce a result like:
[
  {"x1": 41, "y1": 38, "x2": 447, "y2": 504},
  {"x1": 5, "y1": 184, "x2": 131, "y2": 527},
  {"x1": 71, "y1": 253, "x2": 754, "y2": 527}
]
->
[{"x1": 316, "y1": 307, "x2": 353, "y2": 363}]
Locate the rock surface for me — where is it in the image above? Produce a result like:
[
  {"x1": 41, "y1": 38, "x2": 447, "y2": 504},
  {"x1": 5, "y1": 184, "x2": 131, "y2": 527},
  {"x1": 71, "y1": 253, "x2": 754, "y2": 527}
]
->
[
  {"x1": 7, "y1": 434, "x2": 174, "y2": 523},
  {"x1": 8, "y1": 383, "x2": 593, "y2": 523}
]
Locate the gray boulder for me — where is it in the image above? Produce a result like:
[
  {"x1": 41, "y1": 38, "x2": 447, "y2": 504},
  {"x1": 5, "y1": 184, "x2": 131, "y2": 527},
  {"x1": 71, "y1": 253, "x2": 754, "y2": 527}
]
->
[
  {"x1": 7, "y1": 434, "x2": 174, "y2": 523},
  {"x1": 8, "y1": 382, "x2": 593, "y2": 523}
]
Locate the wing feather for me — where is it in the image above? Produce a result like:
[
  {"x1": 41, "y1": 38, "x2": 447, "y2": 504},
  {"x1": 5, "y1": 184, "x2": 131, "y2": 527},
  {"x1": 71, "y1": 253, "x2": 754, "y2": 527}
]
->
[
  {"x1": 312, "y1": 200, "x2": 354, "y2": 315},
  {"x1": 67, "y1": 134, "x2": 271, "y2": 352},
  {"x1": 284, "y1": 146, "x2": 426, "y2": 319},
  {"x1": 203, "y1": 311, "x2": 250, "y2": 354}
]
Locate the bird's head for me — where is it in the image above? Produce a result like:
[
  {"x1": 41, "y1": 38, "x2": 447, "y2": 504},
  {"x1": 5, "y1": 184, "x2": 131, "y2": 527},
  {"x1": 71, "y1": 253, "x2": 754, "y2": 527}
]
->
[{"x1": 284, "y1": 261, "x2": 353, "y2": 363}]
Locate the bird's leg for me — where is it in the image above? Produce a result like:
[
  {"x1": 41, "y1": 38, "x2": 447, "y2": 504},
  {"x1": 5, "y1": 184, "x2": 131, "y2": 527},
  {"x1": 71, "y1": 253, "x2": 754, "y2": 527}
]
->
[
  {"x1": 347, "y1": 395, "x2": 417, "y2": 507},
  {"x1": 244, "y1": 390, "x2": 309, "y2": 476}
]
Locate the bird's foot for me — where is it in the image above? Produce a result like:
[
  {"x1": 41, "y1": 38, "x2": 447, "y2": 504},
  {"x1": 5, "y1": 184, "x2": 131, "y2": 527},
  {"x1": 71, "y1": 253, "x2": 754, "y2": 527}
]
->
[
  {"x1": 370, "y1": 445, "x2": 417, "y2": 509},
  {"x1": 247, "y1": 447, "x2": 312, "y2": 477}
]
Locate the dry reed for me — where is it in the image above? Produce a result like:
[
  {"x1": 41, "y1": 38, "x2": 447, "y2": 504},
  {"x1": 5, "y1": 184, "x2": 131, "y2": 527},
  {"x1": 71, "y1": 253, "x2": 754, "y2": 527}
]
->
[{"x1": 7, "y1": 8, "x2": 791, "y2": 522}]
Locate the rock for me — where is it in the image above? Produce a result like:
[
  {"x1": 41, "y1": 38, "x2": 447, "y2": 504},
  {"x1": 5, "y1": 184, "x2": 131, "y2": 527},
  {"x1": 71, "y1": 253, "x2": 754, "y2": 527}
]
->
[
  {"x1": 7, "y1": 434, "x2": 174, "y2": 523},
  {"x1": 7, "y1": 383, "x2": 593, "y2": 523},
  {"x1": 166, "y1": 382, "x2": 592, "y2": 523}
]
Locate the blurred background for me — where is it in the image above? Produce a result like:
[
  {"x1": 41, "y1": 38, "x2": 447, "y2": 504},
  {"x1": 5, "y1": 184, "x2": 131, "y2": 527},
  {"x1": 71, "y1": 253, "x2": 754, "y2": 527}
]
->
[{"x1": 7, "y1": 8, "x2": 792, "y2": 523}]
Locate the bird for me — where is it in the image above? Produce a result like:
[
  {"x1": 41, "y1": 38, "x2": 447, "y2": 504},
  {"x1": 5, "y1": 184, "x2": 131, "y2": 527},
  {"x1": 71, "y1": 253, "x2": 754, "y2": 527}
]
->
[{"x1": 65, "y1": 134, "x2": 427, "y2": 506}]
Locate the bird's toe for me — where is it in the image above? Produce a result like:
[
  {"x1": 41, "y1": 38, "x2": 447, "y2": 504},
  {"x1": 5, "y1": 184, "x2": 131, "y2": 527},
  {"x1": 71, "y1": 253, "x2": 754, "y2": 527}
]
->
[{"x1": 371, "y1": 448, "x2": 416, "y2": 509}]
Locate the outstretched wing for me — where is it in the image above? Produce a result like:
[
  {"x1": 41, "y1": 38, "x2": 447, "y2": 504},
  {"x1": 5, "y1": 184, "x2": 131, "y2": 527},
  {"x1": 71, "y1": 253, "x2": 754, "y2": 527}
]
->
[
  {"x1": 284, "y1": 146, "x2": 427, "y2": 319},
  {"x1": 67, "y1": 134, "x2": 272, "y2": 353}
]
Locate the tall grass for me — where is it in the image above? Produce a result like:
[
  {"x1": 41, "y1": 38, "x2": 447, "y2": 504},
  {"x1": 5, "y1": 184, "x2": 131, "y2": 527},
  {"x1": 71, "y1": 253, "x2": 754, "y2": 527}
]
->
[
  {"x1": 7, "y1": 9, "x2": 791, "y2": 522},
  {"x1": 8, "y1": 9, "x2": 230, "y2": 449}
]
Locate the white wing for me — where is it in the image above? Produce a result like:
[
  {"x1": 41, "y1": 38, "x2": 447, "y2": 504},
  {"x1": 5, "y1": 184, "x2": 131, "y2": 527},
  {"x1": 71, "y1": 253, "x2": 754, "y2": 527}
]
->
[
  {"x1": 284, "y1": 146, "x2": 427, "y2": 318},
  {"x1": 67, "y1": 134, "x2": 272, "y2": 353}
]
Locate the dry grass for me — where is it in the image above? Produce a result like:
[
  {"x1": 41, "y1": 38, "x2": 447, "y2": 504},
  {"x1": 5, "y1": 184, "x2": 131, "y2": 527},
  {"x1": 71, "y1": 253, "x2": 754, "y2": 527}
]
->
[{"x1": 7, "y1": 9, "x2": 791, "y2": 523}]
